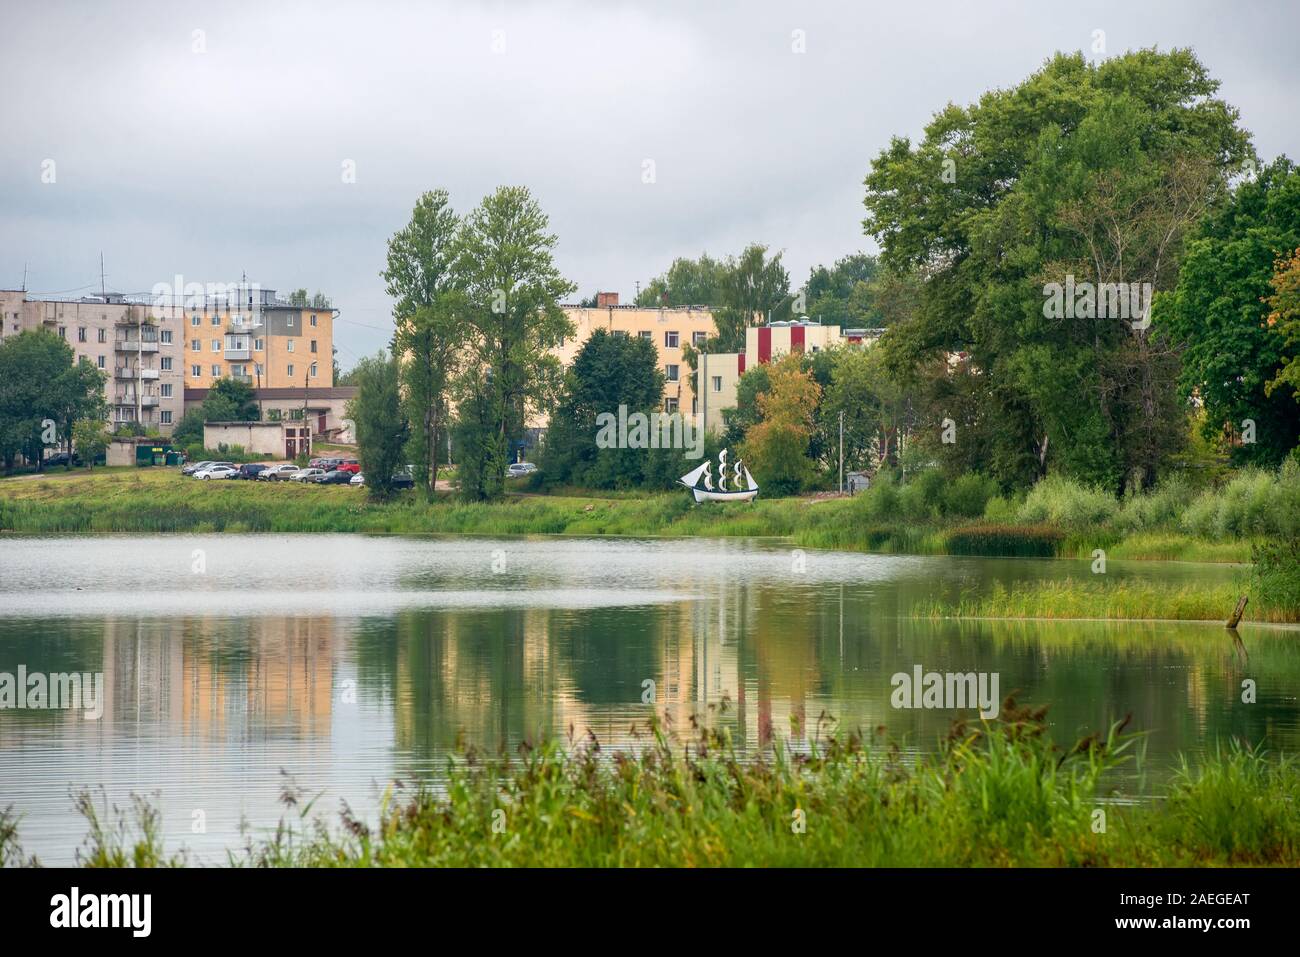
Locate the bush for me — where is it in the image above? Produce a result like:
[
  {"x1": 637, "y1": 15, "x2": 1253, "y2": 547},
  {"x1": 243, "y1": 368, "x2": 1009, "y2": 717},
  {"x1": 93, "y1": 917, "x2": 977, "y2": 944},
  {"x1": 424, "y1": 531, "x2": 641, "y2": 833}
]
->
[
  {"x1": 1017, "y1": 475, "x2": 1118, "y2": 529},
  {"x1": 944, "y1": 473, "x2": 999, "y2": 518},
  {"x1": 1115, "y1": 476, "x2": 1194, "y2": 533}
]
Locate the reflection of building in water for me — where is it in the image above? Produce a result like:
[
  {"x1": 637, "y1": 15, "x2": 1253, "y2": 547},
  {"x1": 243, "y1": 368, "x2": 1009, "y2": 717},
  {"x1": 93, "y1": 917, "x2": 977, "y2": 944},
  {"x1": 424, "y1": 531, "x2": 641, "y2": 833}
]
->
[{"x1": 100, "y1": 617, "x2": 335, "y2": 735}]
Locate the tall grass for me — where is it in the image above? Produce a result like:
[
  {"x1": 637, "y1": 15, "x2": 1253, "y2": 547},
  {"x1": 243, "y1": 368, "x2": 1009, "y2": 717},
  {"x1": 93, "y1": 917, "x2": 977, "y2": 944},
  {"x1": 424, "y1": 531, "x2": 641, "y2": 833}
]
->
[{"x1": 8, "y1": 707, "x2": 1297, "y2": 867}]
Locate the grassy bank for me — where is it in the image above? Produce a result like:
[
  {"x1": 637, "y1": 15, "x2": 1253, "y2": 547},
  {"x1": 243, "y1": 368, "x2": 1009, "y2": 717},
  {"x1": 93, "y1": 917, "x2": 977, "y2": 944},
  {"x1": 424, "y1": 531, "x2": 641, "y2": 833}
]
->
[
  {"x1": 921, "y1": 578, "x2": 1299, "y2": 624},
  {"x1": 5, "y1": 708, "x2": 1297, "y2": 867},
  {"x1": 0, "y1": 468, "x2": 1256, "y2": 563}
]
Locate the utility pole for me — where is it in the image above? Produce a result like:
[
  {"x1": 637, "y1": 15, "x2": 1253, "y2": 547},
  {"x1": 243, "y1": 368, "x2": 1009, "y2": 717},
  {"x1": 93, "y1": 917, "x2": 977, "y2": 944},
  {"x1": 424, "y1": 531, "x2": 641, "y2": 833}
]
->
[{"x1": 839, "y1": 410, "x2": 844, "y2": 495}]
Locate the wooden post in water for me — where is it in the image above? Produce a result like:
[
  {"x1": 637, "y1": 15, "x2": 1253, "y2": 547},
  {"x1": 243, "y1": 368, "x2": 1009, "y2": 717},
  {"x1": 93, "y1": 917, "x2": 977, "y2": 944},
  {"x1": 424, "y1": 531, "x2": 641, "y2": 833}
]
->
[{"x1": 1226, "y1": 594, "x2": 1249, "y2": 629}]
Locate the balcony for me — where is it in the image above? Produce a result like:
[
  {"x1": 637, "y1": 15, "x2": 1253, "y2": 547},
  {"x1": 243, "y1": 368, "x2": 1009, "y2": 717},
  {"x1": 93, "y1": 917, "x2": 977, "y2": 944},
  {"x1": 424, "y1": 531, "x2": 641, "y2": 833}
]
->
[
  {"x1": 115, "y1": 339, "x2": 159, "y2": 353},
  {"x1": 140, "y1": 395, "x2": 160, "y2": 408},
  {"x1": 115, "y1": 394, "x2": 161, "y2": 408},
  {"x1": 231, "y1": 373, "x2": 253, "y2": 385},
  {"x1": 114, "y1": 367, "x2": 160, "y2": 380},
  {"x1": 224, "y1": 347, "x2": 251, "y2": 360}
]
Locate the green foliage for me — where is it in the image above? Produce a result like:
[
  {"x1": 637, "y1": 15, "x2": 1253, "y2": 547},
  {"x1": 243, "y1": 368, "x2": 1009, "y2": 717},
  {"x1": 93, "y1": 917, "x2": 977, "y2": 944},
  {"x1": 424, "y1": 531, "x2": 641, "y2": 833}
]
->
[
  {"x1": 1017, "y1": 475, "x2": 1120, "y2": 529},
  {"x1": 201, "y1": 377, "x2": 259, "y2": 422},
  {"x1": 0, "y1": 329, "x2": 107, "y2": 471},
  {"x1": 1158, "y1": 158, "x2": 1300, "y2": 466},
  {"x1": 943, "y1": 524, "x2": 1063, "y2": 558},
  {"x1": 634, "y1": 252, "x2": 726, "y2": 307},
  {"x1": 801, "y1": 252, "x2": 883, "y2": 326},
  {"x1": 454, "y1": 185, "x2": 576, "y2": 500},
  {"x1": 71, "y1": 419, "x2": 109, "y2": 467},
  {"x1": 347, "y1": 353, "x2": 408, "y2": 500},
  {"x1": 865, "y1": 49, "x2": 1253, "y2": 491}
]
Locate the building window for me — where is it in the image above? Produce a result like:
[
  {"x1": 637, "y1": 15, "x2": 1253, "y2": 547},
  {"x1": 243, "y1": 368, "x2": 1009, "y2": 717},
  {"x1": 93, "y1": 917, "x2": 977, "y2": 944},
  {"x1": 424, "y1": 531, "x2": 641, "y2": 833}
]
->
[
  {"x1": 161, "y1": 330, "x2": 172, "y2": 344},
  {"x1": 58, "y1": 326, "x2": 66, "y2": 339},
  {"x1": 310, "y1": 362, "x2": 318, "y2": 378},
  {"x1": 211, "y1": 364, "x2": 220, "y2": 377},
  {"x1": 310, "y1": 339, "x2": 317, "y2": 353},
  {"x1": 287, "y1": 364, "x2": 295, "y2": 378},
  {"x1": 161, "y1": 410, "x2": 172, "y2": 424},
  {"x1": 96, "y1": 355, "x2": 105, "y2": 369},
  {"x1": 664, "y1": 331, "x2": 679, "y2": 348},
  {"x1": 211, "y1": 315, "x2": 220, "y2": 326},
  {"x1": 211, "y1": 340, "x2": 220, "y2": 352},
  {"x1": 693, "y1": 331, "x2": 707, "y2": 346},
  {"x1": 665, "y1": 364, "x2": 679, "y2": 382},
  {"x1": 161, "y1": 384, "x2": 172, "y2": 398},
  {"x1": 254, "y1": 363, "x2": 263, "y2": 376},
  {"x1": 638, "y1": 331, "x2": 652, "y2": 340},
  {"x1": 161, "y1": 357, "x2": 172, "y2": 371},
  {"x1": 310, "y1": 314, "x2": 318, "y2": 327},
  {"x1": 98, "y1": 328, "x2": 107, "y2": 343},
  {"x1": 254, "y1": 338, "x2": 264, "y2": 351},
  {"x1": 191, "y1": 316, "x2": 200, "y2": 326},
  {"x1": 286, "y1": 340, "x2": 295, "y2": 352},
  {"x1": 665, "y1": 398, "x2": 679, "y2": 413},
  {"x1": 191, "y1": 365, "x2": 201, "y2": 378},
  {"x1": 190, "y1": 339, "x2": 199, "y2": 351},
  {"x1": 78, "y1": 327, "x2": 87, "y2": 342},
  {"x1": 712, "y1": 376, "x2": 722, "y2": 392},
  {"x1": 287, "y1": 316, "x2": 295, "y2": 327}
]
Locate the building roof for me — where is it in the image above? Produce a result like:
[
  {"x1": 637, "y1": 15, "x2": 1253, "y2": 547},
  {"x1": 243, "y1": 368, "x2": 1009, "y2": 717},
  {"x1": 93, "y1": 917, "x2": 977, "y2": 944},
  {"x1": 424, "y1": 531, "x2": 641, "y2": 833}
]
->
[{"x1": 185, "y1": 386, "x2": 357, "y2": 401}]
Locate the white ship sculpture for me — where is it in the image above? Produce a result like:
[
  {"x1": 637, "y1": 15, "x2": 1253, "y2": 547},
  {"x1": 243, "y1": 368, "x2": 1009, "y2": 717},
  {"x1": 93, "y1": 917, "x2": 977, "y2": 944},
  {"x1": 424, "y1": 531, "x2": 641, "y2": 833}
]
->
[{"x1": 678, "y1": 448, "x2": 759, "y2": 503}]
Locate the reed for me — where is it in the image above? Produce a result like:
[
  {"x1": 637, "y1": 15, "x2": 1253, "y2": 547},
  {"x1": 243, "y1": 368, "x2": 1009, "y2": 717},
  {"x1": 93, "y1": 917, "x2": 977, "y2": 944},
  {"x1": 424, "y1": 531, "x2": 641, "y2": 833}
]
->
[{"x1": 6, "y1": 706, "x2": 1296, "y2": 867}]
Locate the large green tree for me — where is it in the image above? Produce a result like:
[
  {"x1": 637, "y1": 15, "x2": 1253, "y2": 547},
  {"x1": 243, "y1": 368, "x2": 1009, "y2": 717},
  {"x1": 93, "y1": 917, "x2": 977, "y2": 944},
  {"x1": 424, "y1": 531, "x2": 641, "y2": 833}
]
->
[
  {"x1": 202, "y1": 376, "x2": 259, "y2": 422},
  {"x1": 384, "y1": 189, "x2": 465, "y2": 501},
  {"x1": 1157, "y1": 157, "x2": 1300, "y2": 465},
  {"x1": 452, "y1": 186, "x2": 575, "y2": 500},
  {"x1": 634, "y1": 253, "x2": 727, "y2": 307},
  {"x1": 802, "y1": 253, "x2": 884, "y2": 327},
  {"x1": 864, "y1": 49, "x2": 1252, "y2": 491},
  {"x1": 0, "y1": 329, "x2": 106, "y2": 471},
  {"x1": 541, "y1": 328, "x2": 668, "y2": 488},
  {"x1": 347, "y1": 353, "x2": 408, "y2": 500}
]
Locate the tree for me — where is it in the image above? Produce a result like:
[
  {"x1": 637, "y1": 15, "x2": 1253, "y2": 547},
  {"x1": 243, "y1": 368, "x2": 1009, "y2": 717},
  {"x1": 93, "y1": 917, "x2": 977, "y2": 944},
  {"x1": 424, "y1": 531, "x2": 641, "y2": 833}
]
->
[
  {"x1": 634, "y1": 253, "x2": 727, "y2": 307},
  {"x1": 864, "y1": 49, "x2": 1252, "y2": 491},
  {"x1": 802, "y1": 253, "x2": 883, "y2": 327},
  {"x1": 712, "y1": 244, "x2": 791, "y2": 351},
  {"x1": 0, "y1": 330, "x2": 105, "y2": 472},
  {"x1": 384, "y1": 189, "x2": 465, "y2": 501},
  {"x1": 1159, "y1": 159, "x2": 1300, "y2": 465},
  {"x1": 541, "y1": 328, "x2": 666, "y2": 488},
  {"x1": 382, "y1": 189, "x2": 460, "y2": 321},
  {"x1": 202, "y1": 377, "x2": 259, "y2": 422},
  {"x1": 818, "y1": 346, "x2": 911, "y2": 477},
  {"x1": 72, "y1": 418, "x2": 110, "y2": 468},
  {"x1": 288, "y1": 289, "x2": 333, "y2": 309},
  {"x1": 1266, "y1": 247, "x2": 1300, "y2": 426},
  {"x1": 347, "y1": 353, "x2": 408, "y2": 500},
  {"x1": 453, "y1": 186, "x2": 575, "y2": 500},
  {"x1": 739, "y1": 353, "x2": 821, "y2": 495}
]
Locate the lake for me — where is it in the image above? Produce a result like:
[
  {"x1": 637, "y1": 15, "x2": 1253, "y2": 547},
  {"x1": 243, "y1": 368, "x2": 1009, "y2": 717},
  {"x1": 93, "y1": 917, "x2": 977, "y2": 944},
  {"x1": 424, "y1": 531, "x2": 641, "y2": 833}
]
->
[{"x1": 1, "y1": 534, "x2": 1296, "y2": 864}]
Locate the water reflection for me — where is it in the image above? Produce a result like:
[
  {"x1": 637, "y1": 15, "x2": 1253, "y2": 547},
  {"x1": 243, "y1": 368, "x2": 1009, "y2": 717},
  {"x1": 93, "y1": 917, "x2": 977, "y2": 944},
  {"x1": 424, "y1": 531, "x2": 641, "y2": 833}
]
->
[{"x1": 0, "y1": 534, "x2": 1294, "y2": 864}]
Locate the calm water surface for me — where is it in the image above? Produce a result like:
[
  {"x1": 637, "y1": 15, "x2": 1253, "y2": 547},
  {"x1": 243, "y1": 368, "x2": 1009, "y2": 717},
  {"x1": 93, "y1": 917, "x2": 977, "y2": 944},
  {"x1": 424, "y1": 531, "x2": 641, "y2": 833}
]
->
[{"x1": 1, "y1": 534, "x2": 1296, "y2": 864}]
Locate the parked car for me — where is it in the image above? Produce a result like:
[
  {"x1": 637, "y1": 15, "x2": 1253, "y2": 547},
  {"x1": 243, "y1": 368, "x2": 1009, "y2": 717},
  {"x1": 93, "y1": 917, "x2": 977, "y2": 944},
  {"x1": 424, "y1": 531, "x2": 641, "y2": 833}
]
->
[
  {"x1": 182, "y1": 460, "x2": 216, "y2": 476},
  {"x1": 195, "y1": 464, "x2": 239, "y2": 480},
  {"x1": 313, "y1": 469, "x2": 354, "y2": 484},
  {"x1": 43, "y1": 452, "x2": 82, "y2": 468},
  {"x1": 308, "y1": 457, "x2": 343, "y2": 470},
  {"x1": 236, "y1": 463, "x2": 270, "y2": 480},
  {"x1": 258, "y1": 464, "x2": 301, "y2": 481},
  {"x1": 335, "y1": 459, "x2": 361, "y2": 475},
  {"x1": 349, "y1": 473, "x2": 365, "y2": 486},
  {"x1": 391, "y1": 472, "x2": 415, "y2": 490},
  {"x1": 290, "y1": 468, "x2": 326, "y2": 482},
  {"x1": 506, "y1": 462, "x2": 538, "y2": 477}
]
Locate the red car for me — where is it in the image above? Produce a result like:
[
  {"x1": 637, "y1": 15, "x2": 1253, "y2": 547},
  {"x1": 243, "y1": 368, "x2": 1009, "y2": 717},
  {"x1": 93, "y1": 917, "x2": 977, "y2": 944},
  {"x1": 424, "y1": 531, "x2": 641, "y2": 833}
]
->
[{"x1": 335, "y1": 459, "x2": 361, "y2": 475}]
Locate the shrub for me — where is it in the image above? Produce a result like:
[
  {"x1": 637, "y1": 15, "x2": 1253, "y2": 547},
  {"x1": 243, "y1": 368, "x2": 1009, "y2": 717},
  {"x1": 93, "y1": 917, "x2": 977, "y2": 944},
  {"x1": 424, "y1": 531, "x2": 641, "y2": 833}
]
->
[
  {"x1": 944, "y1": 473, "x2": 999, "y2": 518},
  {"x1": 944, "y1": 523, "x2": 1064, "y2": 557},
  {"x1": 1017, "y1": 475, "x2": 1118, "y2": 530},
  {"x1": 1115, "y1": 476, "x2": 1193, "y2": 533}
]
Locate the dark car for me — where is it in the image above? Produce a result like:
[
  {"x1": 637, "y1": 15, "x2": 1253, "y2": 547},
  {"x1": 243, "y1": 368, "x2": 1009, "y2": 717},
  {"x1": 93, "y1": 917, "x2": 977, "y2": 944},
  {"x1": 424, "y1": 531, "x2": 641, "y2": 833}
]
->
[
  {"x1": 236, "y1": 463, "x2": 270, "y2": 480},
  {"x1": 313, "y1": 469, "x2": 354, "y2": 484},
  {"x1": 390, "y1": 472, "x2": 415, "y2": 490},
  {"x1": 43, "y1": 452, "x2": 81, "y2": 468}
]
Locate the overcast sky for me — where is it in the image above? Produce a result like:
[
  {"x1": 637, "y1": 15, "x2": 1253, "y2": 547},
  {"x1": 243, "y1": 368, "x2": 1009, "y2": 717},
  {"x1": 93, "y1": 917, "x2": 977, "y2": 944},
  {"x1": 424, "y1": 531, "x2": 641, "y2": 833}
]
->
[{"x1": 2, "y1": 0, "x2": 1297, "y2": 369}]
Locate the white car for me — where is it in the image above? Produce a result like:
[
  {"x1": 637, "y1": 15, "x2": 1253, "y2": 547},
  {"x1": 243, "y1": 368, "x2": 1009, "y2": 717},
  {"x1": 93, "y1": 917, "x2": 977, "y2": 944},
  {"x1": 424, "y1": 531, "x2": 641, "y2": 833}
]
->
[
  {"x1": 507, "y1": 462, "x2": 538, "y2": 477},
  {"x1": 349, "y1": 473, "x2": 365, "y2": 486},
  {"x1": 195, "y1": 465, "x2": 239, "y2": 480},
  {"x1": 259, "y1": 464, "x2": 301, "y2": 481},
  {"x1": 290, "y1": 468, "x2": 326, "y2": 482}
]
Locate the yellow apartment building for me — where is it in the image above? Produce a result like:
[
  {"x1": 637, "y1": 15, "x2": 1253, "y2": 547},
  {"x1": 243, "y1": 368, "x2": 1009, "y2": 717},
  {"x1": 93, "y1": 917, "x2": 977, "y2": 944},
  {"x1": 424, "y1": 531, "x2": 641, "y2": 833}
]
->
[
  {"x1": 181, "y1": 286, "x2": 335, "y2": 390},
  {"x1": 557, "y1": 293, "x2": 716, "y2": 415}
]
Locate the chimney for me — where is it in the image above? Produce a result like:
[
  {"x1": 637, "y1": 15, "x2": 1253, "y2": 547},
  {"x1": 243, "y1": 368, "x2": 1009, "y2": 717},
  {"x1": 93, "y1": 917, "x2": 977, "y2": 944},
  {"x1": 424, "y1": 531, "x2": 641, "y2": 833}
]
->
[{"x1": 596, "y1": 291, "x2": 619, "y2": 308}]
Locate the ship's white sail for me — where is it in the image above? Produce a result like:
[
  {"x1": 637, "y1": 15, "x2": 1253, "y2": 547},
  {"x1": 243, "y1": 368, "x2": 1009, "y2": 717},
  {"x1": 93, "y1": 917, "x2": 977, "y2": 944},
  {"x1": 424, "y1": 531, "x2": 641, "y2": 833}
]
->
[
  {"x1": 741, "y1": 464, "x2": 758, "y2": 491},
  {"x1": 718, "y1": 449, "x2": 729, "y2": 491},
  {"x1": 679, "y1": 461, "x2": 709, "y2": 487},
  {"x1": 702, "y1": 461, "x2": 713, "y2": 490}
]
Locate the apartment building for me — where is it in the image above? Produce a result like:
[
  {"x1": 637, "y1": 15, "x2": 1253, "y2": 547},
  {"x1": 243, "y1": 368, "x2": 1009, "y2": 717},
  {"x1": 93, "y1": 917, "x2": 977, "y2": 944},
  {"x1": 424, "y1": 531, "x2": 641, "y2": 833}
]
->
[
  {"x1": 0, "y1": 290, "x2": 186, "y2": 432},
  {"x1": 557, "y1": 292, "x2": 716, "y2": 414},
  {"x1": 696, "y1": 321, "x2": 885, "y2": 432},
  {"x1": 180, "y1": 285, "x2": 335, "y2": 390}
]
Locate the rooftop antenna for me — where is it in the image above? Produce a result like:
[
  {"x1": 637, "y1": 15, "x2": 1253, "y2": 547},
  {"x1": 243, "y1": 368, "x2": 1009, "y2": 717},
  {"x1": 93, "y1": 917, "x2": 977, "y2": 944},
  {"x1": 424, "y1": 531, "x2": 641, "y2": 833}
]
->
[
  {"x1": 21, "y1": 262, "x2": 27, "y2": 292},
  {"x1": 99, "y1": 252, "x2": 106, "y2": 299}
]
